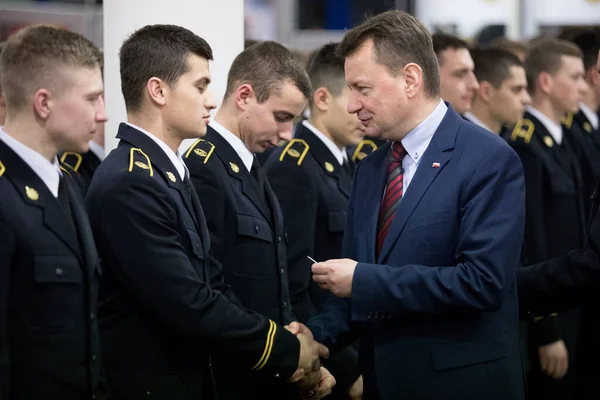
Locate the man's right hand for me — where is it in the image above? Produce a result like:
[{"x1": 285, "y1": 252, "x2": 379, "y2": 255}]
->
[
  {"x1": 539, "y1": 339, "x2": 568, "y2": 380},
  {"x1": 298, "y1": 332, "x2": 329, "y2": 372}
]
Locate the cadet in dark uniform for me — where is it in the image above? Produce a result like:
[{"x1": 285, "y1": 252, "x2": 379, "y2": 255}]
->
[
  {"x1": 264, "y1": 43, "x2": 364, "y2": 400},
  {"x1": 506, "y1": 39, "x2": 589, "y2": 400},
  {"x1": 465, "y1": 48, "x2": 530, "y2": 135},
  {"x1": 184, "y1": 41, "x2": 334, "y2": 400},
  {"x1": 347, "y1": 136, "x2": 386, "y2": 163},
  {"x1": 0, "y1": 25, "x2": 108, "y2": 400},
  {"x1": 86, "y1": 25, "x2": 327, "y2": 400},
  {"x1": 60, "y1": 139, "x2": 103, "y2": 192}
]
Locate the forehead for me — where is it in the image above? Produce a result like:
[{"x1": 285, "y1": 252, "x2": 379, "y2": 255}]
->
[
  {"x1": 558, "y1": 55, "x2": 584, "y2": 72},
  {"x1": 440, "y1": 47, "x2": 474, "y2": 70},
  {"x1": 504, "y1": 65, "x2": 527, "y2": 82},
  {"x1": 344, "y1": 40, "x2": 386, "y2": 81},
  {"x1": 265, "y1": 80, "x2": 306, "y2": 110},
  {"x1": 58, "y1": 65, "x2": 103, "y2": 90},
  {"x1": 182, "y1": 53, "x2": 211, "y2": 79}
]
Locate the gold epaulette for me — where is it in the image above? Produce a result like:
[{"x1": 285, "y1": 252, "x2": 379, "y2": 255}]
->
[
  {"x1": 128, "y1": 148, "x2": 154, "y2": 176},
  {"x1": 279, "y1": 139, "x2": 309, "y2": 166},
  {"x1": 184, "y1": 138, "x2": 215, "y2": 164},
  {"x1": 352, "y1": 139, "x2": 378, "y2": 162},
  {"x1": 60, "y1": 152, "x2": 83, "y2": 172},
  {"x1": 252, "y1": 320, "x2": 276, "y2": 371},
  {"x1": 561, "y1": 113, "x2": 574, "y2": 129},
  {"x1": 510, "y1": 119, "x2": 535, "y2": 144},
  {"x1": 59, "y1": 164, "x2": 72, "y2": 178},
  {"x1": 0, "y1": 160, "x2": 5, "y2": 177},
  {"x1": 533, "y1": 313, "x2": 558, "y2": 323}
]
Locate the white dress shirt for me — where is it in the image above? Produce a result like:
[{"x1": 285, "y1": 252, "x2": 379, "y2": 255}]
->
[
  {"x1": 0, "y1": 127, "x2": 61, "y2": 197},
  {"x1": 400, "y1": 100, "x2": 448, "y2": 193},
  {"x1": 527, "y1": 106, "x2": 563, "y2": 145},
  {"x1": 126, "y1": 123, "x2": 188, "y2": 180},
  {"x1": 210, "y1": 120, "x2": 254, "y2": 172},
  {"x1": 302, "y1": 120, "x2": 348, "y2": 165},
  {"x1": 88, "y1": 139, "x2": 105, "y2": 160},
  {"x1": 463, "y1": 111, "x2": 493, "y2": 133}
]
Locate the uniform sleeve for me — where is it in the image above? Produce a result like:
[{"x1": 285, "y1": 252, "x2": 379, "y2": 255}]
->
[
  {"x1": 512, "y1": 144, "x2": 560, "y2": 346},
  {"x1": 266, "y1": 160, "x2": 319, "y2": 323},
  {"x1": 0, "y1": 212, "x2": 14, "y2": 397},
  {"x1": 93, "y1": 172, "x2": 300, "y2": 378}
]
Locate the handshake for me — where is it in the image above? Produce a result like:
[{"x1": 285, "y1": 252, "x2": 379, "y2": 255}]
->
[{"x1": 285, "y1": 321, "x2": 336, "y2": 400}]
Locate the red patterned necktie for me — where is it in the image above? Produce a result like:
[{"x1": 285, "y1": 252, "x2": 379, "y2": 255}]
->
[{"x1": 376, "y1": 142, "x2": 407, "y2": 257}]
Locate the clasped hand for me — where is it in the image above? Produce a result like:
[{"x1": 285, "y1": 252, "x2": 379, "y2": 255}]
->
[{"x1": 285, "y1": 322, "x2": 335, "y2": 400}]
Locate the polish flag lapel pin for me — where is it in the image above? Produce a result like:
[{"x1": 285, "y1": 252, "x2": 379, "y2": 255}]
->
[{"x1": 432, "y1": 162, "x2": 441, "y2": 168}]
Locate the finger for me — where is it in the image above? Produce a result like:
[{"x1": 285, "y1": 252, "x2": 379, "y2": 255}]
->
[
  {"x1": 311, "y1": 263, "x2": 329, "y2": 275},
  {"x1": 547, "y1": 358, "x2": 558, "y2": 379},
  {"x1": 317, "y1": 343, "x2": 330, "y2": 359},
  {"x1": 318, "y1": 283, "x2": 329, "y2": 290},
  {"x1": 312, "y1": 274, "x2": 328, "y2": 284},
  {"x1": 285, "y1": 322, "x2": 301, "y2": 335},
  {"x1": 288, "y1": 368, "x2": 305, "y2": 383},
  {"x1": 316, "y1": 376, "x2": 336, "y2": 399}
]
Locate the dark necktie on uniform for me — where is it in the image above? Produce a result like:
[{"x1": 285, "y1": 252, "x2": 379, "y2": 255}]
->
[
  {"x1": 376, "y1": 142, "x2": 407, "y2": 257},
  {"x1": 58, "y1": 175, "x2": 77, "y2": 232},
  {"x1": 251, "y1": 156, "x2": 266, "y2": 203},
  {"x1": 342, "y1": 157, "x2": 353, "y2": 176}
]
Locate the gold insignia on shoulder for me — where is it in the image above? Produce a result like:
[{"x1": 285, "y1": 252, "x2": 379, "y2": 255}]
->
[
  {"x1": 194, "y1": 148, "x2": 208, "y2": 157},
  {"x1": 129, "y1": 148, "x2": 154, "y2": 176},
  {"x1": 166, "y1": 172, "x2": 177, "y2": 182},
  {"x1": 59, "y1": 165, "x2": 72, "y2": 177},
  {"x1": 230, "y1": 162, "x2": 240, "y2": 173},
  {"x1": 325, "y1": 162, "x2": 335, "y2": 173},
  {"x1": 544, "y1": 136, "x2": 554, "y2": 148},
  {"x1": 60, "y1": 152, "x2": 83, "y2": 172},
  {"x1": 135, "y1": 161, "x2": 149, "y2": 170},
  {"x1": 510, "y1": 119, "x2": 535, "y2": 144},
  {"x1": 287, "y1": 148, "x2": 301, "y2": 158},
  {"x1": 584, "y1": 122, "x2": 593, "y2": 133},
  {"x1": 352, "y1": 140, "x2": 378, "y2": 162},
  {"x1": 279, "y1": 139, "x2": 309, "y2": 166},
  {"x1": 25, "y1": 186, "x2": 39, "y2": 201},
  {"x1": 185, "y1": 138, "x2": 215, "y2": 164},
  {"x1": 561, "y1": 113, "x2": 574, "y2": 129},
  {"x1": 0, "y1": 161, "x2": 5, "y2": 177}
]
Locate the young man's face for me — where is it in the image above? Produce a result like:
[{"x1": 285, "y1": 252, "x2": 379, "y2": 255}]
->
[
  {"x1": 487, "y1": 65, "x2": 531, "y2": 126},
  {"x1": 47, "y1": 65, "x2": 107, "y2": 153},
  {"x1": 325, "y1": 87, "x2": 365, "y2": 147},
  {"x1": 548, "y1": 55, "x2": 587, "y2": 114},
  {"x1": 438, "y1": 47, "x2": 479, "y2": 114}
]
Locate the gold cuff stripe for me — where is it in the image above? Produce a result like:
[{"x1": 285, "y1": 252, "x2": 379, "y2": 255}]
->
[
  {"x1": 533, "y1": 313, "x2": 558, "y2": 322},
  {"x1": 60, "y1": 152, "x2": 83, "y2": 171},
  {"x1": 0, "y1": 161, "x2": 5, "y2": 177},
  {"x1": 252, "y1": 320, "x2": 276, "y2": 371},
  {"x1": 128, "y1": 148, "x2": 154, "y2": 176}
]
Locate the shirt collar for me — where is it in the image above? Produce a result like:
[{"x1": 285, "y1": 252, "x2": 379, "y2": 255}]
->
[
  {"x1": 463, "y1": 111, "x2": 493, "y2": 133},
  {"x1": 88, "y1": 139, "x2": 105, "y2": 160},
  {"x1": 209, "y1": 120, "x2": 254, "y2": 172},
  {"x1": 401, "y1": 100, "x2": 448, "y2": 164},
  {"x1": 526, "y1": 106, "x2": 563, "y2": 145},
  {"x1": 0, "y1": 126, "x2": 61, "y2": 197},
  {"x1": 579, "y1": 102, "x2": 599, "y2": 131},
  {"x1": 125, "y1": 122, "x2": 187, "y2": 180},
  {"x1": 302, "y1": 120, "x2": 347, "y2": 165}
]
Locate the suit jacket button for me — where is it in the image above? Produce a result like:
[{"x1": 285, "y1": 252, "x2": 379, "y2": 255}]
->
[
  {"x1": 283, "y1": 302, "x2": 288, "y2": 311},
  {"x1": 255, "y1": 225, "x2": 259, "y2": 233},
  {"x1": 146, "y1": 391, "x2": 152, "y2": 396},
  {"x1": 278, "y1": 236, "x2": 282, "y2": 245},
  {"x1": 280, "y1": 268, "x2": 285, "y2": 274},
  {"x1": 56, "y1": 268, "x2": 64, "y2": 277}
]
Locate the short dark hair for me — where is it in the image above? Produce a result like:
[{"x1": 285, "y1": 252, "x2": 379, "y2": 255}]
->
[
  {"x1": 525, "y1": 38, "x2": 583, "y2": 95},
  {"x1": 560, "y1": 28, "x2": 600, "y2": 72},
  {"x1": 471, "y1": 48, "x2": 524, "y2": 88},
  {"x1": 119, "y1": 24, "x2": 213, "y2": 113},
  {"x1": 306, "y1": 42, "x2": 345, "y2": 108},
  {"x1": 224, "y1": 41, "x2": 311, "y2": 103},
  {"x1": 487, "y1": 37, "x2": 528, "y2": 59},
  {"x1": 432, "y1": 33, "x2": 469, "y2": 64},
  {"x1": 337, "y1": 10, "x2": 440, "y2": 98},
  {"x1": 0, "y1": 25, "x2": 101, "y2": 111}
]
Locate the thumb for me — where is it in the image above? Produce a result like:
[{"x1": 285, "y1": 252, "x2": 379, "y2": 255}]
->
[{"x1": 285, "y1": 322, "x2": 301, "y2": 335}]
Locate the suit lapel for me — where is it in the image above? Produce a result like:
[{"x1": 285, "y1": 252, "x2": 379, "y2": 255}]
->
[
  {"x1": 377, "y1": 108, "x2": 459, "y2": 263},
  {"x1": 0, "y1": 140, "x2": 82, "y2": 259},
  {"x1": 364, "y1": 143, "x2": 391, "y2": 263},
  {"x1": 296, "y1": 124, "x2": 350, "y2": 198},
  {"x1": 205, "y1": 128, "x2": 272, "y2": 222},
  {"x1": 116, "y1": 123, "x2": 200, "y2": 229}
]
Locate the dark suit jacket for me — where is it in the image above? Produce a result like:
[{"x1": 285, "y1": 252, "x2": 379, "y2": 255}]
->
[
  {"x1": 183, "y1": 126, "x2": 298, "y2": 399},
  {"x1": 0, "y1": 140, "x2": 106, "y2": 400},
  {"x1": 308, "y1": 106, "x2": 526, "y2": 400},
  {"x1": 265, "y1": 124, "x2": 362, "y2": 395},
  {"x1": 86, "y1": 123, "x2": 300, "y2": 400}
]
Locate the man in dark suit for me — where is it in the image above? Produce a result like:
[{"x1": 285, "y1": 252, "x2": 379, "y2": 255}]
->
[
  {"x1": 183, "y1": 41, "x2": 334, "y2": 400},
  {"x1": 0, "y1": 25, "x2": 108, "y2": 399},
  {"x1": 465, "y1": 48, "x2": 530, "y2": 135},
  {"x1": 506, "y1": 39, "x2": 589, "y2": 399},
  {"x1": 292, "y1": 11, "x2": 526, "y2": 400},
  {"x1": 86, "y1": 25, "x2": 327, "y2": 400},
  {"x1": 264, "y1": 42, "x2": 365, "y2": 400},
  {"x1": 432, "y1": 33, "x2": 480, "y2": 116}
]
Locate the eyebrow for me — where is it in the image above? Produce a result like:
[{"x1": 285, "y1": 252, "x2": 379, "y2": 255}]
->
[{"x1": 195, "y1": 77, "x2": 211, "y2": 86}]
